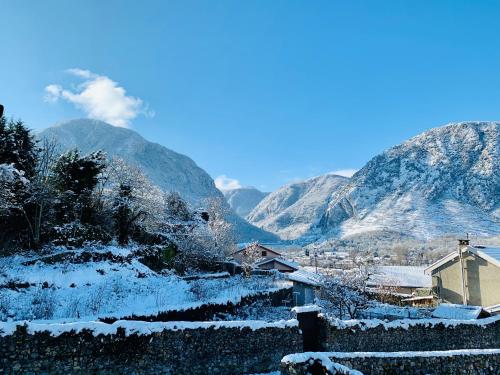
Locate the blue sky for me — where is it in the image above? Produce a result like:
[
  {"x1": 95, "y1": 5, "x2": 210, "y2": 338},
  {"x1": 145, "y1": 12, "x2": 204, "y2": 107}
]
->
[{"x1": 2, "y1": 1, "x2": 500, "y2": 191}]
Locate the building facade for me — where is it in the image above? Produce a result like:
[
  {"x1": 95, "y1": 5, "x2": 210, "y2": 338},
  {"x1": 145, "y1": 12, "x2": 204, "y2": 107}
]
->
[{"x1": 425, "y1": 242, "x2": 500, "y2": 309}]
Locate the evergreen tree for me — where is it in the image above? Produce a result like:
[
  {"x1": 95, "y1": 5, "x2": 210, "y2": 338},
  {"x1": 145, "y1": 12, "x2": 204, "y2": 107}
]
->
[
  {"x1": 0, "y1": 117, "x2": 38, "y2": 250},
  {"x1": 0, "y1": 117, "x2": 38, "y2": 179},
  {"x1": 52, "y1": 149, "x2": 107, "y2": 224}
]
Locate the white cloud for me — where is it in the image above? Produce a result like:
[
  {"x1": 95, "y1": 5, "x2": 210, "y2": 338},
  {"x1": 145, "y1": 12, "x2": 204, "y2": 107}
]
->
[
  {"x1": 330, "y1": 169, "x2": 358, "y2": 178},
  {"x1": 215, "y1": 175, "x2": 242, "y2": 191},
  {"x1": 44, "y1": 69, "x2": 153, "y2": 127}
]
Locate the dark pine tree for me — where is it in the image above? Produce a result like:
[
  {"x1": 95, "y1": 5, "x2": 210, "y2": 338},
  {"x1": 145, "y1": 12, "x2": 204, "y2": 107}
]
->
[{"x1": 52, "y1": 149, "x2": 107, "y2": 224}]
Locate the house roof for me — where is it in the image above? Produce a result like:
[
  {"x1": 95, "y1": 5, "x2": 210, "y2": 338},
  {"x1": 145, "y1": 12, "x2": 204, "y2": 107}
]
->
[
  {"x1": 232, "y1": 243, "x2": 282, "y2": 257},
  {"x1": 469, "y1": 246, "x2": 500, "y2": 268},
  {"x1": 288, "y1": 269, "x2": 322, "y2": 286},
  {"x1": 369, "y1": 266, "x2": 431, "y2": 288},
  {"x1": 425, "y1": 245, "x2": 500, "y2": 275},
  {"x1": 254, "y1": 257, "x2": 299, "y2": 270},
  {"x1": 485, "y1": 304, "x2": 500, "y2": 314},
  {"x1": 432, "y1": 303, "x2": 489, "y2": 320}
]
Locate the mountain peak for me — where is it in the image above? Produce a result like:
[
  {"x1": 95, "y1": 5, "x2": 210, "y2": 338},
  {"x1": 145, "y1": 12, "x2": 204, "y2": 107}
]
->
[
  {"x1": 318, "y1": 121, "x2": 500, "y2": 239},
  {"x1": 39, "y1": 119, "x2": 279, "y2": 243}
]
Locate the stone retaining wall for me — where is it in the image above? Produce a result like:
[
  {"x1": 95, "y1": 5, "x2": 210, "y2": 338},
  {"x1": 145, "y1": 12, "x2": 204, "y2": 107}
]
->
[
  {"x1": 0, "y1": 320, "x2": 302, "y2": 374},
  {"x1": 281, "y1": 350, "x2": 500, "y2": 375},
  {"x1": 100, "y1": 287, "x2": 293, "y2": 323},
  {"x1": 331, "y1": 350, "x2": 500, "y2": 375},
  {"x1": 320, "y1": 316, "x2": 500, "y2": 352}
]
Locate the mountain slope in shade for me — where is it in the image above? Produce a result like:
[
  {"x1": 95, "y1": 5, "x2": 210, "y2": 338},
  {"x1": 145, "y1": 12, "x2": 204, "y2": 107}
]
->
[
  {"x1": 222, "y1": 187, "x2": 269, "y2": 218},
  {"x1": 39, "y1": 119, "x2": 278, "y2": 243},
  {"x1": 317, "y1": 122, "x2": 500, "y2": 240},
  {"x1": 247, "y1": 174, "x2": 349, "y2": 240}
]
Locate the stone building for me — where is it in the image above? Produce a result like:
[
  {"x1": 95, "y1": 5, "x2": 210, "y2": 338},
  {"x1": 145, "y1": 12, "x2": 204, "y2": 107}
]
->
[{"x1": 425, "y1": 240, "x2": 500, "y2": 311}]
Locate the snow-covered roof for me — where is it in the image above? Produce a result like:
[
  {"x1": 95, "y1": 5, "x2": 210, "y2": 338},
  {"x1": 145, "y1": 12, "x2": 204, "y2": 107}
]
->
[
  {"x1": 432, "y1": 303, "x2": 488, "y2": 320},
  {"x1": 485, "y1": 304, "x2": 500, "y2": 314},
  {"x1": 369, "y1": 266, "x2": 431, "y2": 288},
  {"x1": 288, "y1": 270, "x2": 322, "y2": 286},
  {"x1": 469, "y1": 246, "x2": 500, "y2": 268},
  {"x1": 425, "y1": 245, "x2": 500, "y2": 274},
  {"x1": 233, "y1": 243, "x2": 282, "y2": 256},
  {"x1": 255, "y1": 257, "x2": 299, "y2": 270}
]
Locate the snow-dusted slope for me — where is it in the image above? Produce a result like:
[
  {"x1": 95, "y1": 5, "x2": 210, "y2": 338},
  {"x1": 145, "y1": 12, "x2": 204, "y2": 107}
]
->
[
  {"x1": 222, "y1": 188, "x2": 269, "y2": 218},
  {"x1": 40, "y1": 119, "x2": 217, "y2": 204},
  {"x1": 317, "y1": 122, "x2": 500, "y2": 239},
  {"x1": 39, "y1": 119, "x2": 278, "y2": 243},
  {"x1": 247, "y1": 174, "x2": 349, "y2": 240}
]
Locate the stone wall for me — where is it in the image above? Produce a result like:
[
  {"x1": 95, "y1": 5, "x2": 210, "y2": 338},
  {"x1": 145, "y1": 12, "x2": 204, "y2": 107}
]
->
[
  {"x1": 331, "y1": 350, "x2": 500, "y2": 375},
  {"x1": 100, "y1": 287, "x2": 293, "y2": 323},
  {"x1": 319, "y1": 316, "x2": 500, "y2": 352},
  {"x1": 281, "y1": 350, "x2": 500, "y2": 375},
  {"x1": 0, "y1": 320, "x2": 302, "y2": 374}
]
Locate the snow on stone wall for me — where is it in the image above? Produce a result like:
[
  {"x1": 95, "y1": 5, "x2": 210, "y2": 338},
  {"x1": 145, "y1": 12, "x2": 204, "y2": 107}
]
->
[
  {"x1": 0, "y1": 319, "x2": 302, "y2": 374},
  {"x1": 321, "y1": 315, "x2": 500, "y2": 352},
  {"x1": 281, "y1": 350, "x2": 500, "y2": 375}
]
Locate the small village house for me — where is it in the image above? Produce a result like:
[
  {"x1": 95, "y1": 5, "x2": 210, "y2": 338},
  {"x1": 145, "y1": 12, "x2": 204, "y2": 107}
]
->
[
  {"x1": 254, "y1": 257, "x2": 299, "y2": 273},
  {"x1": 231, "y1": 243, "x2": 299, "y2": 273},
  {"x1": 288, "y1": 270, "x2": 322, "y2": 306},
  {"x1": 368, "y1": 266, "x2": 432, "y2": 295},
  {"x1": 425, "y1": 240, "x2": 500, "y2": 312},
  {"x1": 231, "y1": 243, "x2": 282, "y2": 263}
]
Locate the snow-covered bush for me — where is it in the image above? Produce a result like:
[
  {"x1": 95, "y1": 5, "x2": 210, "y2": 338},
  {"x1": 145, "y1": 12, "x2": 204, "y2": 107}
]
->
[
  {"x1": 87, "y1": 283, "x2": 108, "y2": 315},
  {"x1": 31, "y1": 288, "x2": 56, "y2": 320},
  {"x1": 189, "y1": 279, "x2": 219, "y2": 301},
  {"x1": 0, "y1": 294, "x2": 11, "y2": 320}
]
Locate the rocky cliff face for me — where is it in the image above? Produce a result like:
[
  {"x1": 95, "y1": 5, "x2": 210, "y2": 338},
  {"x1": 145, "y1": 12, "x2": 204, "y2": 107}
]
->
[{"x1": 317, "y1": 122, "x2": 500, "y2": 239}]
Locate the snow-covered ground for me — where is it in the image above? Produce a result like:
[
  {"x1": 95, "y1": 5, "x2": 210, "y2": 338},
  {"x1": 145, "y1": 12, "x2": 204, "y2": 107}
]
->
[{"x1": 0, "y1": 246, "x2": 289, "y2": 322}]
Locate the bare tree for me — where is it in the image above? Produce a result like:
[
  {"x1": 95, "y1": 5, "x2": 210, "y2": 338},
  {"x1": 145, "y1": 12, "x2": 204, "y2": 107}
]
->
[
  {"x1": 319, "y1": 262, "x2": 373, "y2": 319},
  {"x1": 204, "y1": 197, "x2": 236, "y2": 258},
  {"x1": 28, "y1": 138, "x2": 59, "y2": 247},
  {"x1": 105, "y1": 158, "x2": 166, "y2": 242},
  {"x1": 238, "y1": 242, "x2": 266, "y2": 276}
]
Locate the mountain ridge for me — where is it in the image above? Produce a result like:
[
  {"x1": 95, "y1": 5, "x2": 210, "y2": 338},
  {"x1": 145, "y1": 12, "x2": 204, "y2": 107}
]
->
[
  {"x1": 247, "y1": 174, "x2": 349, "y2": 240},
  {"x1": 221, "y1": 187, "x2": 269, "y2": 218},
  {"x1": 248, "y1": 121, "x2": 500, "y2": 242},
  {"x1": 39, "y1": 119, "x2": 278, "y2": 243}
]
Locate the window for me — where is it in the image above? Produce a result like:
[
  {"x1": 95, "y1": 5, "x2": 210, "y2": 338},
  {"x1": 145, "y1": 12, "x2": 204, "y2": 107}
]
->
[{"x1": 262, "y1": 250, "x2": 267, "y2": 256}]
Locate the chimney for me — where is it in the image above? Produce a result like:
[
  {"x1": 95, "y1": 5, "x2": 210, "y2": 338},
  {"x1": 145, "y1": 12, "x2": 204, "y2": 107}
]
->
[
  {"x1": 458, "y1": 238, "x2": 470, "y2": 305},
  {"x1": 458, "y1": 239, "x2": 470, "y2": 251}
]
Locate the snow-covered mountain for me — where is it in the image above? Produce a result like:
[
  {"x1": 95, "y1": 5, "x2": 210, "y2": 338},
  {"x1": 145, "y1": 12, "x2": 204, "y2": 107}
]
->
[
  {"x1": 247, "y1": 174, "x2": 349, "y2": 240},
  {"x1": 39, "y1": 119, "x2": 278, "y2": 243},
  {"x1": 317, "y1": 122, "x2": 500, "y2": 240},
  {"x1": 222, "y1": 187, "x2": 269, "y2": 218}
]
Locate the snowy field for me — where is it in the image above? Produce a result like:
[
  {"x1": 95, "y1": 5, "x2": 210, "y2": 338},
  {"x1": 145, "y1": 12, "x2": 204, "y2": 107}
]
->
[{"x1": 0, "y1": 246, "x2": 289, "y2": 322}]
